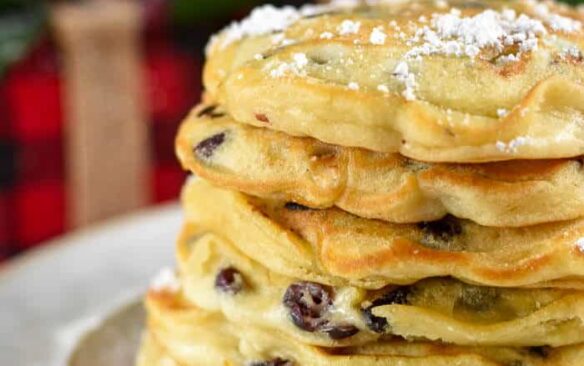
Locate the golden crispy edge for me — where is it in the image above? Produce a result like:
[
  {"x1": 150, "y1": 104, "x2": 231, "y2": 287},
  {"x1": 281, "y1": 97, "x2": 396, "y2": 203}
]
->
[
  {"x1": 177, "y1": 105, "x2": 584, "y2": 226},
  {"x1": 144, "y1": 290, "x2": 584, "y2": 366},
  {"x1": 178, "y1": 228, "x2": 584, "y2": 347},
  {"x1": 181, "y1": 178, "x2": 584, "y2": 289}
]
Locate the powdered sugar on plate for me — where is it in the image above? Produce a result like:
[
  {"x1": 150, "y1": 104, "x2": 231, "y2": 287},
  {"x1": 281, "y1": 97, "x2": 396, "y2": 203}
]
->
[{"x1": 150, "y1": 267, "x2": 180, "y2": 293}]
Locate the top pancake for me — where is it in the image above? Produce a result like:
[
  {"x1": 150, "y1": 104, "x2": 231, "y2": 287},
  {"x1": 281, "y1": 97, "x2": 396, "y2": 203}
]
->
[{"x1": 204, "y1": 0, "x2": 584, "y2": 163}]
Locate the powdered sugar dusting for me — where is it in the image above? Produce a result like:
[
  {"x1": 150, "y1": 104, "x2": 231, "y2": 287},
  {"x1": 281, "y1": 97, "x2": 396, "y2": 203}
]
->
[
  {"x1": 348, "y1": 81, "x2": 360, "y2": 90},
  {"x1": 393, "y1": 61, "x2": 417, "y2": 101},
  {"x1": 207, "y1": 5, "x2": 301, "y2": 53},
  {"x1": 293, "y1": 53, "x2": 309, "y2": 68},
  {"x1": 269, "y1": 52, "x2": 310, "y2": 78},
  {"x1": 377, "y1": 84, "x2": 390, "y2": 93},
  {"x1": 205, "y1": 0, "x2": 429, "y2": 53},
  {"x1": 320, "y1": 31, "x2": 334, "y2": 40},
  {"x1": 370, "y1": 26, "x2": 387, "y2": 45},
  {"x1": 497, "y1": 108, "x2": 509, "y2": 118},
  {"x1": 576, "y1": 238, "x2": 584, "y2": 253},
  {"x1": 405, "y1": 9, "x2": 547, "y2": 60},
  {"x1": 495, "y1": 136, "x2": 532, "y2": 153},
  {"x1": 390, "y1": 6, "x2": 560, "y2": 101},
  {"x1": 150, "y1": 268, "x2": 180, "y2": 293},
  {"x1": 560, "y1": 45, "x2": 583, "y2": 60},
  {"x1": 209, "y1": 0, "x2": 583, "y2": 104},
  {"x1": 207, "y1": 0, "x2": 582, "y2": 56},
  {"x1": 338, "y1": 19, "x2": 361, "y2": 35},
  {"x1": 532, "y1": 3, "x2": 582, "y2": 33},
  {"x1": 498, "y1": 53, "x2": 521, "y2": 64},
  {"x1": 206, "y1": 1, "x2": 364, "y2": 53},
  {"x1": 435, "y1": 0, "x2": 449, "y2": 9}
]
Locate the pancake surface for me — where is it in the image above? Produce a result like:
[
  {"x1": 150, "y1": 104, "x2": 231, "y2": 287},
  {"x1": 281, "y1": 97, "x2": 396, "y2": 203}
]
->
[
  {"x1": 177, "y1": 230, "x2": 584, "y2": 347},
  {"x1": 178, "y1": 104, "x2": 584, "y2": 226},
  {"x1": 205, "y1": 0, "x2": 584, "y2": 162},
  {"x1": 139, "y1": 0, "x2": 584, "y2": 363},
  {"x1": 139, "y1": 289, "x2": 584, "y2": 366},
  {"x1": 182, "y1": 178, "x2": 584, "y2": 289}
]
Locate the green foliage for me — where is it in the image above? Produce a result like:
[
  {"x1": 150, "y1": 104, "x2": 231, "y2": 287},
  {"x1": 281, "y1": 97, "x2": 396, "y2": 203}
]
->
[
  {"x1": 170, "y1": 0, "x2": 584, "y2": 25},
  {"x1": 0, "y1": 2, "x2": 45, "y2": 78},
  {"x1": 171, "y1": 0, "x2": 264, "y2": 25}
]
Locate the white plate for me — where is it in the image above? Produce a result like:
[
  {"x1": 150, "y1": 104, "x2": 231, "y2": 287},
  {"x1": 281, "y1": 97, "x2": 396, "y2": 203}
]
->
[
  {"x1": 0, "y1": 204, "x2": 182, "y2": 366},
  {"x1": 68, "y1": 300, "x2": 145, "y2": 366}
]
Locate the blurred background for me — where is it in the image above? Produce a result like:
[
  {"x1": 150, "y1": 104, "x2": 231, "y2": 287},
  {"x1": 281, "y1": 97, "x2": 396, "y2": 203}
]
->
[{"x1": 0, "y1": 0, "x2": 581, "y2": 262}]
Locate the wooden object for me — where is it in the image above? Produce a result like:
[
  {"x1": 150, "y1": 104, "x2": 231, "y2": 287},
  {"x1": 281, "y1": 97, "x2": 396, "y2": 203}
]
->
[{"x1": 52, "y1": 1, "x2": 149, "y2": 228}]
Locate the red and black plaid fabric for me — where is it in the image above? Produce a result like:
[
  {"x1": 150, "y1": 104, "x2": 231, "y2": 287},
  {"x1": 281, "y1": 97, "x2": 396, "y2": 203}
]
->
[
  {"x1": 0, "y1": 42, "x2": 64, "y2": 256},
  {"x1": 0, "y1": 38, "x2": 199, "y2": 259},
  {"x1": 147, "y1": 42, "x2": 199, "y2": 202}
]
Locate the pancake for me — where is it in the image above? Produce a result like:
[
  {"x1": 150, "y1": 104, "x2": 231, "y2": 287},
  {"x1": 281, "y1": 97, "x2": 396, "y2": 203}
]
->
[
  {"x1": 176, "y1": 229, "x2": 584, "y2": 348},
  {"x1": 136, "y1": 333, "x2": 179, "y2": 366},
  {"x1": 138, "y1": 290, "x2": 584, "y2": 366},
  {"x1": 204, "y1": 0, "x2": 584, "y2": 162},
  {"x1": 177, "y1": 104, "x2": 584, "y2": 227},
  {"x1": 182, "y1": 178, "x2": 584, "y2": 289}
]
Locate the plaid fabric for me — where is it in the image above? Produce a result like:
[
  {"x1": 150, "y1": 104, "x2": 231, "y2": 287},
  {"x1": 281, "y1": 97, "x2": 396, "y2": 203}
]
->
[
  {"x1": 13, "y1": 180, "x2": 65, "y2": 249},
  {"x1": 147, "y1": 43, "x2": 198, "y2": 203},
  {"x1": 0, "y1": 42, "x2": 65, "y2": 254},
  {"x1": 0, "y1": 189, "x2": 9, "y2": 259},
  {"x1": 0, "y1": 140, "x2": 13, "y2": 188},
  {"x1": 0, "y1": 110, "x2": 10, "y2": 258},
  {"x1": 146, "y1": 42, "x2": 200, "y2": 123},
  {"x1": 0, "y1": 39, "x2": 199, "y2": 258}
]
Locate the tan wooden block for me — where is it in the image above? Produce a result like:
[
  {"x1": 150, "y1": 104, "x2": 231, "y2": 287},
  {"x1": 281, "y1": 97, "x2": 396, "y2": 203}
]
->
[{"x1": 52, "y1": 1, "x2": 149, "y2": 228}]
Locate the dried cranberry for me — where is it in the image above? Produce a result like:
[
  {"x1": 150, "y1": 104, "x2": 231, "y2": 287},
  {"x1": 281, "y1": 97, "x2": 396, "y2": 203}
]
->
[
  {"x1": 417, "y1": 215, "x2": 464, "y2": 250},
  {"x1": 255, "y1": 113, "x2": 270, "y2": 123},
  {"x1": 249, "y1": 358, "x2": 293, "y2": 366},
  {"x1": 362, "y1": 287, "x2": 410, "y2": 333},
  {"x1": 283, "y1": 282, "x2": 332, "y2": 332},
  {"x1": 214, "y1": 267, "x2": 244, "y2": 295},
  {"x1": 284, "y1": 202, "x2": 311, "y2": 211},
  {"x1": 195, "y1": 132, "x2": 226, "y2": 159},
  {"x1": 528, "y1": 346, "x2": 551, "y2": 358},
  {"x1": 197, "y1": 105, "x2": 225, "y2": 119},
  {"x1": 418, "y1": 216, "x2": 462, "y2": 241},
  {"x1": 322, "y1": 324, "x2": 360, "y2": 340}
]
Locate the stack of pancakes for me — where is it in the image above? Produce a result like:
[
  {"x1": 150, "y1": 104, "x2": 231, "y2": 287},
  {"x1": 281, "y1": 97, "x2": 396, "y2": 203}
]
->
[{"x1": 137, "y1": 0, "x2": 584, "y2": 365}]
